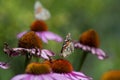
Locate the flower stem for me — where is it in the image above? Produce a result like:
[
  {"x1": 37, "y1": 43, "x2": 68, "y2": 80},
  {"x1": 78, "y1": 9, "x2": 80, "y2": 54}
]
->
[
  {"x1": 79, "y1": 51, "x2": 88, "y2": 70},
  {"x1": 25, "y1": 53, "x2": 32, "y2": 68}
]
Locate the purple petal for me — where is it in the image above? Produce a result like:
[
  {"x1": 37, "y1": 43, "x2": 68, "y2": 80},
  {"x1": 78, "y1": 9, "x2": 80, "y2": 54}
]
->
[
  {"x1": 11, "y1": 74, "x2": 30, "y2": 80},
  {"x1": 36, "y1": 32, "x2": 48, "y2": 43},
  {"x1": 45, "y1": 31, "x2": 63, "y2": 42},
  {"x1": 74, "y1": 42, "x2": 84, "y2": 49},
  {"x1": 0, "y1": 62, "x2": 9, "y2": 69},
  {"x1": 41, "y1": 49, "x2": 55, "y2": 60},
  {"x1": 17, "y1": 31, "x2": 27, "y2": 39},
  {"x1": 95, "y1": 48, "x2": 107, "y2": 60},
  {"x1": 91, "y1": 48, "x2": 96, "y2": 54},
  {"x1": 74, "y1": 42, "x2": 107, "y2": 60},
  {"x1": 42, "y1": 49, "x2": 55, "y2": 56},
  {"x1": 71, "y1": 71, "x2": 92, "y2": 80},
  {"x1": 67, "y1": 73, "x2": 79, "y2": 80},
  {"x1": 36, "y1": 31, "x2": 63, "y2": 43},
  {"x1": 51, "y1": 73, "x2": 70, "y2": 80},
  {"x1": 41, "y1": 74, "x2": 53, "y2": 80}
]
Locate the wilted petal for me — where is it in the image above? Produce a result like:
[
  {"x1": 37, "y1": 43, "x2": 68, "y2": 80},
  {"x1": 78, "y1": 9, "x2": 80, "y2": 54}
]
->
[
  {"x1": 74, "y1": 42, "x2": 83, "y2": 48},
  {"x1": 91, "y1": 48, "x2": 96, "y2": 55},
  {"x1": 17, "y1": 31, "x2": 27, "y2": 39},
  {"x1": 96, "y1": 48, "x2": 107, "y2": 60},
  {"x1": 41, "y1": 49, "x2": 55, "y2": 60},
  {"x1": 0, "y1": 62, "x2": 9, "y2": 69}
]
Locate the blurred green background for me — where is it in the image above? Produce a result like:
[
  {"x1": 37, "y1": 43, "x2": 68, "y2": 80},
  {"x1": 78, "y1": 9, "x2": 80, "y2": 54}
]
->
[{"x1": 0, "y1": 0, "x2": 120, "y2": 80}]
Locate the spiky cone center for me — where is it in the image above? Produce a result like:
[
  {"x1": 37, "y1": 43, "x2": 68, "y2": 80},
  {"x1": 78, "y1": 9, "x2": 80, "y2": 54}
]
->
[
  {"x1": 18, "y1": 31, "x2": 42, "y2": 49},
  {"x1": 52, "y1": 59, "x2": 73, "y2": 73},
  {"x1": 25, "y1": 62, "x2": 51, "y2": 75},
  {"x1": 79, "y1": 29, "x2": 100, "y2": 48},
  {"x1": 101, "y1": 70, "x2": 120, "y2": 80},
  {"x1": 30, "y1": 20, "x2": 48, "y2": 32}
]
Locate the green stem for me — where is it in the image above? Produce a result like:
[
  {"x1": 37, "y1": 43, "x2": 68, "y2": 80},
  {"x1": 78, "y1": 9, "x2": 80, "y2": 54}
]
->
[
  {"x1": 25, "y1": 53, "x2": 32, "y2": 68},
  {"x1": 79, "y1": 51, "x2": 88, "y2": 70}
]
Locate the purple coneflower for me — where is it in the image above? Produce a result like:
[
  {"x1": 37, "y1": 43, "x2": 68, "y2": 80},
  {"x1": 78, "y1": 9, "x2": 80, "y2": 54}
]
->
[
  {"x1": 4, "y1": 31, "x2": 54, "y2": 60},
  {"x1": 45, "y1": 59, "x2": 92, "y2": 80},
  {"x1": 11, "y1": 62, "x2": 70, "y2": 80},
  {"x1": 74, "y1": 29, "x2": 107, "y2": 60},
  {"x1": 17, "y1": 20, "x2": 62, "y2": 43}
]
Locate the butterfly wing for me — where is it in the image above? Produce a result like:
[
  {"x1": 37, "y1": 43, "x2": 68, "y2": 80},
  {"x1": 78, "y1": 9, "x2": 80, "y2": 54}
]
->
[
  {"x1": 34, "y1": 1, "x2": 51, "y2": 20},
  {"x1": 61, "y1": 33, "x2": 74, "y2": 57}
]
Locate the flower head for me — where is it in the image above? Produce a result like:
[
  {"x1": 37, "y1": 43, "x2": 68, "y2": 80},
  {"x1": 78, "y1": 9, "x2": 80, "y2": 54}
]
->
[
  {"x1": 74, "y1": 29, "x2": 107, "y2": 60},
  {"x1": 79, "y1": 29, "x2": 99, "y2": 48},
  {"x1": 25, "y1": 62, "x2": 51, "y2": 75},
  {"x1": 11, "y1": 62, "x2": 70, "y2": 80},
  {"x1": 101, "y1": 70, "x2": 120, "y2": 80},
  {"x1": 51, "y1": 59, "x2": 92, "y2": 80},
  {"x1": 30, "y1": 20, "x2": 48, "y2": 32},
  {"x1": 17, "y1": 22, "x2": 62, "y2": 43},
  {"x1": 18, "y1": 31, "x2": 42, "y2": 49}
]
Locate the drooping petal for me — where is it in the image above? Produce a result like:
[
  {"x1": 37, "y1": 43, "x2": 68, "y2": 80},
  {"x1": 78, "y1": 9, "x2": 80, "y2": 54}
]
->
[
  {"x1": 74, "y1": 42, "x2": 107, "y2": 60},
  {"x1": 41, "y1": 49, "x2": 55, "y2": 60},
  {"x1": 95, "y1": 48, "x2": 107, "y2": 60},
  {"x1": 74, "y1": 42, "x2": 83, "y2": 48},
  {"x1": 36, "y1": 32, "x2": 48, "y2": 43},
  {"x1": 71, "y1": 71, "x2": 92, "y2": 80},
  {"x1": 43, "y1": 31, "x2": 63, "y2": 42},
  {"x1": 11, "y1": 74, "x2": 30, "y2": 80},
  {"x1": 0, "y1": 62, "x2": 9, "y2": 69},
  {"x1": 17, "y1": 31, "x2": 27, "y2": 39},
  {"x1": 36, "y1": 31, "x2": 63, "y2": 43}
]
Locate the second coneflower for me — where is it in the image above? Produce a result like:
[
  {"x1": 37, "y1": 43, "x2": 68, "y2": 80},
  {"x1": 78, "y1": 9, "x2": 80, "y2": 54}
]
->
[
  {"x1": 74, "y1": 29, "x2": 107, "y2": 60},
  {"x1": 11, "y1": 62, "x2": 70, "y2": 80},
  {"x1": 44, "y1": 59, "x2": 92, "y2": 80}
]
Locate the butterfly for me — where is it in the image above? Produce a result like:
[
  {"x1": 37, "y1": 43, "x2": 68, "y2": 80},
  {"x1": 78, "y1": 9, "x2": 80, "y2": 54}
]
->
[
  {"x1": 34, "y1": 0, "x2": 51, "y2": 20},
  {"x1": 61, "y1": 33, "x2": 74, "y2": 57}
]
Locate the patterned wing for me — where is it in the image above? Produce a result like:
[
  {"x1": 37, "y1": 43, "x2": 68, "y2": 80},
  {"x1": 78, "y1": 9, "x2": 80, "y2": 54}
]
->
[
  {"x1": 34, "y1": 0, "x2": 51, "y2": 20},
  {"x1": 61, "y1": 33, "x2": 74, "y2": 57}
]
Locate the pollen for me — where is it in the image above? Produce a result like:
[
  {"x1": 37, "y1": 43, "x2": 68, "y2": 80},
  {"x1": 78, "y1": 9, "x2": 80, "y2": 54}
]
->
[
  {"x1": 30, "y1": 20, "x2": 48, "y2": 32},
  {"x1": 79, "y1": 29, "x2": 100, "y2": 48},
  {"x1": 101, "y1": 70, "x2": 120, "y2": 80},
  {"x1": 52, "y1": 59, "x2": 73, "y2": 73},
  {"x1": 25, "y1": 62, "x2": 52, "y2": 75},
  {"x1": 18, "y1": 31, "x2": 42, "y2": 49}
]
